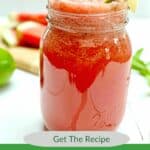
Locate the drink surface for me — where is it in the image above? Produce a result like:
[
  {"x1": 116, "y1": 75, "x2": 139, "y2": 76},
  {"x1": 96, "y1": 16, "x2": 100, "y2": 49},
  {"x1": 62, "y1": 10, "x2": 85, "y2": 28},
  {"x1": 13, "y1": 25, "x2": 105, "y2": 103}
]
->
[
  {"x1": 50, "y1": 0, "x2": 127, "y2": 13},
  {"x1": 41, "y1": 0, "x2": 132, "y2": 130}
]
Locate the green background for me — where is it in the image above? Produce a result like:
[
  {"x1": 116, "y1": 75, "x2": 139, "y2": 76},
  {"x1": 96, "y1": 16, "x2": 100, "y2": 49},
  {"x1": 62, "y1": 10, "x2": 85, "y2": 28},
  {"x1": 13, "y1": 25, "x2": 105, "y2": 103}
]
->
[{"x1": 0, "y1": 144, "x2": 150, "y2": 150}]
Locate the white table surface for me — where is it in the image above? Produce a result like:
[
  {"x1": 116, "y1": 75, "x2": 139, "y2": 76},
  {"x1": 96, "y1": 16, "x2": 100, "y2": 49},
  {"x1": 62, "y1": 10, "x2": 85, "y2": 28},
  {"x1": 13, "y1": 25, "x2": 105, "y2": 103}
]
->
[{"x1": 0, "y1": 18, "x2": 150, "y2": 144}]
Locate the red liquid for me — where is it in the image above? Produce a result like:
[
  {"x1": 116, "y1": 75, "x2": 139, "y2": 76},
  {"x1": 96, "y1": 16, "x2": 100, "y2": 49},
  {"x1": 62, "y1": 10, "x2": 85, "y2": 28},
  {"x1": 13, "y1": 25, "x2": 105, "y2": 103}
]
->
[{"x1": 40, "y1": 1, "x2": 131, "y2": 130}]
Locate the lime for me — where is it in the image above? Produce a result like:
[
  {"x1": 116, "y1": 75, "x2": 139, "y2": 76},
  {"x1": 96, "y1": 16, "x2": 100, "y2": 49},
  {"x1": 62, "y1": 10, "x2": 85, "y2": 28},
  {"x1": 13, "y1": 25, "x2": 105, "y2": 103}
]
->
[
  {"x1": 0, "y1": 48, "x2": 16, "y2": 86},
  {"x1": 128, "y1": 0, "x2": 139, "y2": 12}
]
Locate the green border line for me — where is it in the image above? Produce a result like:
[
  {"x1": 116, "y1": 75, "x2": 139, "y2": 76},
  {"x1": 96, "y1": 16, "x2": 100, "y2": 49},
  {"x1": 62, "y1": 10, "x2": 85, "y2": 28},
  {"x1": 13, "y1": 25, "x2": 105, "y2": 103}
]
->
[{"x1": 0, "y1": 144, "x2": 150, "y2": 150}]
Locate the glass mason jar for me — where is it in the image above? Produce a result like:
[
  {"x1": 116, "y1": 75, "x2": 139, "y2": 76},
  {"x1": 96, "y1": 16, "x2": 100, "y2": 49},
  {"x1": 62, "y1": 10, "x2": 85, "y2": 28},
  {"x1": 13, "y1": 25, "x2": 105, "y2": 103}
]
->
[{"x1": 40, "y1": 0, "x2": 132, "y2": 131}]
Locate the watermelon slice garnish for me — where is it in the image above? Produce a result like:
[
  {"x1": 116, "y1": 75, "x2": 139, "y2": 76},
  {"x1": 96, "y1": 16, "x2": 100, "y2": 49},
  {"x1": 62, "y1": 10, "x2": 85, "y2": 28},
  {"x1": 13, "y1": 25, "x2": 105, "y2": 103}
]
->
[
  {"x1": 17, "y1": 21, "x2": 46, "y2": 48},
  {"x1": 9, "y1": 12, "x2": 47, "y2": 25}
]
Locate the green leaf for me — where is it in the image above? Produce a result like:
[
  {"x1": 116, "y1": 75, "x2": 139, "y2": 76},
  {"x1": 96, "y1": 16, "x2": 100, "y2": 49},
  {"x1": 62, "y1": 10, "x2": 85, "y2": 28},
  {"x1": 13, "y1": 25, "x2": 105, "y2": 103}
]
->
[
  {"x1": 104, "y1": 0, "x2": 114, "y2": 3},
  {"x1": 133, "y1": 48, "x2": 144, "y2": 60},
  {"x1": 132, "y1": 48, "x2": 150, "y2": 86}
]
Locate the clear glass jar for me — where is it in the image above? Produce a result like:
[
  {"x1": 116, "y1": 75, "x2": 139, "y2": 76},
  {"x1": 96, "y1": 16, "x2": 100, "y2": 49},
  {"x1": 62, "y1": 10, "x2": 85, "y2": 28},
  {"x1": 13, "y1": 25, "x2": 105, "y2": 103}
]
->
[{"x1": 40, "y1": 0, "x2": 132, "y2": 131}]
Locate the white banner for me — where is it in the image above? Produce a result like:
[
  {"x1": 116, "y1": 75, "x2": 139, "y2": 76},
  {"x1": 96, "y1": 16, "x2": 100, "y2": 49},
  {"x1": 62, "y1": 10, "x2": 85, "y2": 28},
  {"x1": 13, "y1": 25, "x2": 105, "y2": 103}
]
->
[{"x1": 24, "y1": 131, "x2": 129, "y2": 147}]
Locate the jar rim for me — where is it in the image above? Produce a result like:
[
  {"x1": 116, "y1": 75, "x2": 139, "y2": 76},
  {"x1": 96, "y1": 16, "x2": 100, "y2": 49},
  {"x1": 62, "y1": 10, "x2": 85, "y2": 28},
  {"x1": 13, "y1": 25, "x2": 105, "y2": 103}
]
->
[
  {"x1": 48, "y1": 7, "x2": 128, "y2": 17},
  {"x1": 47, "y1": 5, "x2": 128, "y2": 33}
]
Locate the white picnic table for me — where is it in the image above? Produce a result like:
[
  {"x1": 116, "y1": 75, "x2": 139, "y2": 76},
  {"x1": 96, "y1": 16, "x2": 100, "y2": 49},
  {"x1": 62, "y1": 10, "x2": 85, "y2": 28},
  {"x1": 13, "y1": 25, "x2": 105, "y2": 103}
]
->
[{"x1": 0, "y1": 18, "x2": 150, "y2": 144}]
